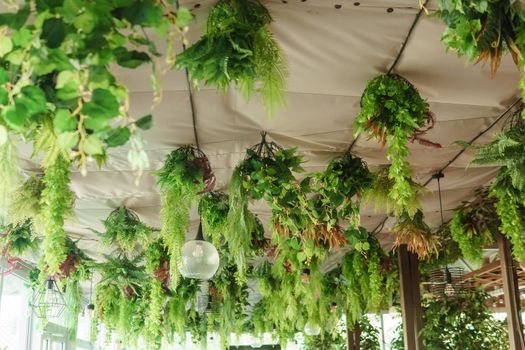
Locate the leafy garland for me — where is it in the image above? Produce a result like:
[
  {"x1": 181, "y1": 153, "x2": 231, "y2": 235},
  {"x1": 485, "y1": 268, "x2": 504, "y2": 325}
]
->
[
  {"x1": 436, "y1": 1, "x2": 524, "y2": 86},
  {"x1": 469, "y1": 112, "x2": 525, "y2": 260},
  {"x1": 96, "y1": 206, "x2": 155, "y2": 255},
  {"x1": 450, "y1": 188, "x2": 497, "y2": 263},
  {"x1": 176, "y1": 0, "x2": 287, "y2": 116},
  {"x1": 7, "y1": 175, "x2": 46, "y2": 227},
  {"x1": 155, "y1": 145, "x2": 215, "y2": 287},
  {"x1": 354, "y1": 74, "x2": 438, "y2": 218}
]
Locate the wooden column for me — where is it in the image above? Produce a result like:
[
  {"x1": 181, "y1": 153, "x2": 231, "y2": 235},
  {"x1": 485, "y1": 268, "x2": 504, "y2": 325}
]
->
[
  {"x1": 347, "y1": 321, "x2": 361, "y2": 350},
  {"x1": 398, "y1": 244, "x2": 424, "y2": 350},
  {"x1": 498, "y1": 234, "x2": 525, "y2": 350}
]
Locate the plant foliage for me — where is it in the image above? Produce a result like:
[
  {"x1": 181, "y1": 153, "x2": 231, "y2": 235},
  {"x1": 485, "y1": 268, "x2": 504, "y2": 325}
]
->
[
  {"x1": 354, "y1": 74, "x2": 437, "y2": 218},
  {"x1": 393, "y1": 210, "x2": 440, "y2": 260},
  {"x1": 450, "y1": 188, "x2": 497, "y2": 263},
  {"x1": 176, "y1": 0, "x2": 287, "y2": 116},
  {"x1": 155, "y1": 145, "x2": 215, "y2": 287}
]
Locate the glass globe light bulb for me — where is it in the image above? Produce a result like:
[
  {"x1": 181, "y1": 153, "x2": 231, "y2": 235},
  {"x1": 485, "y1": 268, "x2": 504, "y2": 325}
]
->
[
  {"x1": 304, "y1": 322, "x2": 321, "y2": 336},
  {"x1": 179, "y1": 223, "x2": 220, "y2": 280}
]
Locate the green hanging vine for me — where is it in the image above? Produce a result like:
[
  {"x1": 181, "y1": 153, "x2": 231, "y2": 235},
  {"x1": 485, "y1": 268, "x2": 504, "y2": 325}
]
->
[
  {"x1": 469, "y1": 111, "x2": 525, "y2": 260},
  {"x1": 155, "y1": 145, "x2": 215, "y2": 288},
  {"x1": 354, "y1": 74, "x2": 439, "y2": 218},
  {"x1": 38, "y1": 155, "x2": 75, "y2": 275},
  {"x1": 449, "y1": 188, "x2": 497, "y2": 263},
  {"x1": 176, "y1": 0, "x2": 287, "y2": 116}
]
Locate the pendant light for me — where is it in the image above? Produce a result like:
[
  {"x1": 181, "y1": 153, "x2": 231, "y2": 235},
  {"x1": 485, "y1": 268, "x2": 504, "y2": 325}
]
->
[
  {"x1": 304, "y1": 321, "x2": 321, "y2": 336},
  {"x1": 32, "y1": 279, "x2": 66, "y2": 319},
  {"x1": 179, "y1": 220, "x2": 220, "y2": 280}
]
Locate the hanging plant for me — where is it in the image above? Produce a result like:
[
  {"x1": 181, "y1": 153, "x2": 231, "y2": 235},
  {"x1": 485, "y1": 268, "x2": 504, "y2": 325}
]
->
[
  {"x1": 0, "y1": 0, "x2": 192, "y2": 177},
  {"x1": 144, "y1": 239, "x2": 169, "y2": 345},
  {"x1": 96, "y1": 206, "x2": 156, "y2": 255},
  {"x1": 7, "y1": 175, "x2": 46, "y2": 227},
  {"x1": 393, "y1": 210, "x2": 440, "y2": 259},
  {"x1": 38, "y1": 155, "x2": 76, "y2": 275},
  {"x1": 0, "y1": 220, "x2": 38, "y2": 273},
  {"x1": 309, "y1": 152, "x2": 373, "y2": 227},
  {"x1": 175, "y1": 0, "x2": 287, "y2": 116},
  {"x1": 354, "y1": 74, "x2": 439, "y2": 218},
  {"x1": 93, "y1": 254, "x2": 148, "y2": 345},
  {"x1": 163, "y1": 277, "x2": 200, "y2": 341},
  {"x1": 363, "y1": 167, "x2": 423, "y2": 218},
  {"x1": 0, "y1": 135, "x2": 19, "y2": 225},
  {"x1": 199, "y1": 191, "x2": 230, "y2": 248},
  {"x1": 468, "y1": 111, "x2": 525, "y2": 260},
  {"x1": 450, "y1": 188, "x2": 498, "y2": 263},
  {"x1": 155, "y1": 145, "x2": 215, "y2": 288},
  {"x1": 436, "y1": 1, "x2": 523, "y2": 78}
]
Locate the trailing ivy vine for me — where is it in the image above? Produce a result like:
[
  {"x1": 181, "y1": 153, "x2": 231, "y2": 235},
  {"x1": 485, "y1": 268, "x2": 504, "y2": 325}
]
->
[
  {"x1": 354, "y1": 74, "x2": 438, "y2": 218},
  {"x1": 176, "y1": 0, "x2": 287, "y2": 116}
]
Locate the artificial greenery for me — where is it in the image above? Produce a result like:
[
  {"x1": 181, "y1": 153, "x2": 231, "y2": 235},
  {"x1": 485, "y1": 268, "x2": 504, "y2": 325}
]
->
[
  {"x1": 363, "y1": 167, "x2": 422, "y2": 219},
  {"x1": 469, "y1": 112, "x2": 525, "y2": 260},
  {"x1": 176, "y1": 0, "x2": 287, "y2": 116},
  {"x1": 450, "y1": 188, "x2": 497, "y2": 263},
  {"x1": 0, "y1": 0, "x2": 191, "y2": 175},
  {"x1": 155, "y1": 145, "x2": 215, "y2": 287},
  {"x1": 393, "y1": 210, "x2": 440, "y2": 260},
  {"x1": 92, "y1": 254, "x2": 148, "y2": 345},
  {"x1": 7, "y1": 175, "x2": 46, "y2": 227},
  {"x1": 200, "y1": 191, "x2": 230, "y2": 248},
  {"x1": 436, "y1": 1, "x2": 524, "y2": 78},
  {"x1": 97, "y1": 206, "x2": 155, "y2": 255},
  {"x1": 38, "y1": 155, "x2": 76, "y2": 275},
  {"x1": 354, "y1": 74, "x2": 436, "y2": 218},
  {"x1": 0, "y1": 135, "x2": 19, "y2": 225},
  {"x1": 309, "y1": 152, "x2": 373, "y2": 227},
  {"x1": 0, "y1": 220, "x2": 38, "y2": 274}
]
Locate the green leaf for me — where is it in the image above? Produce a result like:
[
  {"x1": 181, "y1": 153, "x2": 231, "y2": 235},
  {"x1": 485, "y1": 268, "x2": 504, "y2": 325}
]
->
[
  {"x1": 106, "y1": 127, "x2": 131, "y2": 147},
  {"x1": 0, "y1": 6, "x2": 30, "y2": 30},
  {"x1": 175, "y1": 7, "x2": 193, "y2": 28},
  {"x1": 0, "y1": 36, "x2": 13, "y2": 58},
  {"x1": 73, "y1": 11, "x2": 96, "y2": 33},
  {"x1": 82, "y1": 89, "x2": 120, "y2": 119},
  {"x1": 114, "y1": 47, "x2": 150, "y2": 68},
  {"x1": 17, "y1": 86, "x2": 48, "y2": 116},
  {"x1": 53, "y1": 109, "x2": 77, "y2": 133},
  {"x1": 2, "y1": 104, "x2": 28, "y2": 131},
  {"x1": 84, "y1": 135, "x2": 104, "y2": 155},
  {"x1": 41, "y1": 18, "x2": 66, "y2": 49},
  {"x1": 58, "y1": 131, "x2": 79, "y2": 149},
  {"x1": 135, "y1": 114, "x2": 152, "y2": 130},
  {"x1": 84, "y1": 115, "x2": 109, "y2": 131},
  {"x1": 0, "y1": 68, "x2": 8, "y2": 85},
  {"x1": 57, "y1": 82, "x2": 80, "y2": 101}
]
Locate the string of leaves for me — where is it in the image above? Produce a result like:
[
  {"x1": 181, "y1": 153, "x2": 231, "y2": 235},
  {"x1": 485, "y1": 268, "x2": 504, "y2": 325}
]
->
[
  {"x1": 176, "y1": 0, "x2": 287, "y2": 116},
  {"x1": 354, "y1": 74, "x2": 437, "y2": 218}
]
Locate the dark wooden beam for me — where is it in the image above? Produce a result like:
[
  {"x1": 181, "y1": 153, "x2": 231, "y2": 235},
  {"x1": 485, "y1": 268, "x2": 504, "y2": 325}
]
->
[
  {"x1": 398, "y1": 244, "x2": 424, "y2": 350},
  {"x1": 347, "y1": 321, "x2": 361, "y2": 350},
  {"x1": 498, "y1": 234, "x2": 525, "y2": 350}
]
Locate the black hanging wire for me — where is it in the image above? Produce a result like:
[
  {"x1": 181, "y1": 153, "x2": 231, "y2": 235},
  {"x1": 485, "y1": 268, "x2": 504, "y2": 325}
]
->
[
  {"x1": 174, "y1": 0, "x2": 200, "y2": 148},
  {"x1": 433, "y1": 171, "x2": 445, "y2": 226},
  {"x1": 348, "y1": 0, "x2": 430, "y2": 153}
]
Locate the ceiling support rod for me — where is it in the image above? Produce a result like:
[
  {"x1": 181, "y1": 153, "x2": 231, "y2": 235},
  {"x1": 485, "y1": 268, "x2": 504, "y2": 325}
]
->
[
  {"x1": 398, "y1": 244, "x2": 424, "y2": 350},
  {"x1": 498, "y1": 234, "x2": 525, "y2": 350}
]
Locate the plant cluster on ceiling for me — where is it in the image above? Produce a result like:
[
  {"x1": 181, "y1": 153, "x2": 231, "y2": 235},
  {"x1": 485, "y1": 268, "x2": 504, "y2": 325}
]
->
[
  {"x1": 436, "y1": 0, "x2": 525, "y2": 96},
  {"x1": 391, "y1": 288, "x2": 509, "y2": 350},
  {"x1": 0, "y1": 0, "x2": 192, "y2": 276},
  {"x1": 175, "y1": 0, "x2": 287, "y2": 117}
]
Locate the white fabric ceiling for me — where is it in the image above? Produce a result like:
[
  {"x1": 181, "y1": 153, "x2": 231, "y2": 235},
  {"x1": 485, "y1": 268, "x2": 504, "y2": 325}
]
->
[{"x1": 17, "y1": 0, "x2": 522, "y2": 259}]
